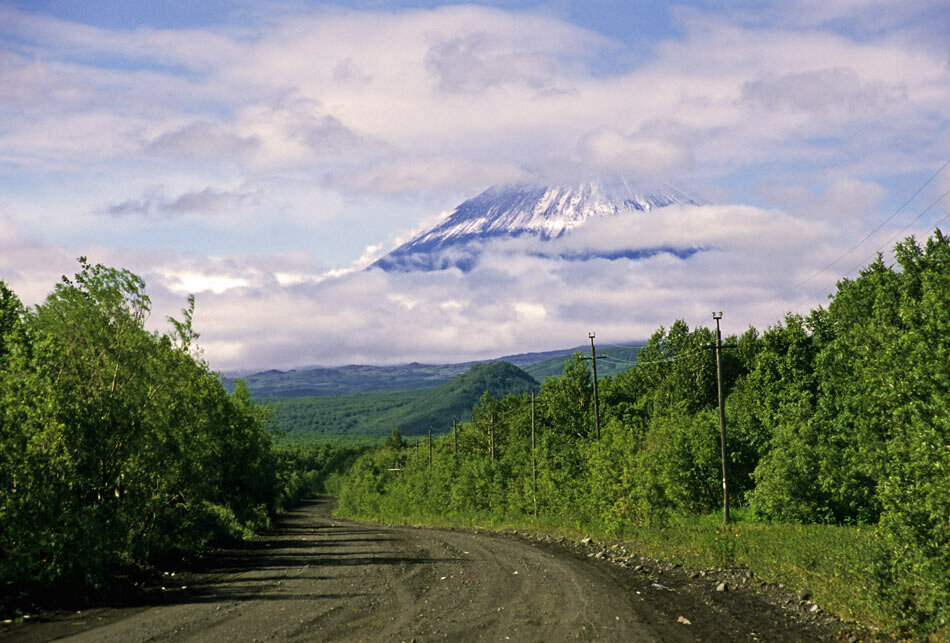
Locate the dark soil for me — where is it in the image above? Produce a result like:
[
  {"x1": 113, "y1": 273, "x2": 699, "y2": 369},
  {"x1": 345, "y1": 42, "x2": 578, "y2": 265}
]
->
[{"x1": 1, "y1": 497, "x2": 888, "y2": 642}]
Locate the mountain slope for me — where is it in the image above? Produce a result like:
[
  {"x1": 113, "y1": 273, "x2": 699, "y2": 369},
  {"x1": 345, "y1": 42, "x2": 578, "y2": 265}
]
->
[
  {"x1": 385, "y1": 361, "x2": 539, "y2": 435},
  {"x1": 523, "y1": 346, "x2": 643, "y2": 381},
  {"x1": 373, "y1": 181, "x2": 699, "y2": 272},
  {"x1": 261, "y1": 361, "x2": 540, "y2": 436}
]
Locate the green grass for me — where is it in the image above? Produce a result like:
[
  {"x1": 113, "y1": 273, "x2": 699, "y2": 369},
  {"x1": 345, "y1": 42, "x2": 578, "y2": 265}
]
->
[{"x1": 619, "y1": 512, "x2": 883, "y2": 626}]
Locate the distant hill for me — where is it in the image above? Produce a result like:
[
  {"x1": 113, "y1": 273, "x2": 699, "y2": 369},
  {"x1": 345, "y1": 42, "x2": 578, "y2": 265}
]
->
[
  {"x1": 262, "y1": 361, "x2": 540, "y2": 436},
  {"x1": 232, "y1": 362, "x2": 469, "y2": 398},
  {"x1": 524, "y1": 346, "x2": 643, "y2": 381},
  {"x1": 226, "y1": 344, "x2": 642, "y2": 398}
]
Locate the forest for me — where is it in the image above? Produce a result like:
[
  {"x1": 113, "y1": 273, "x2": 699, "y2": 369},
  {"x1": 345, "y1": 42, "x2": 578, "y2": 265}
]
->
[
  {"x1": 337, "y1": 232, "x2": 950, "y2": 637},
  {"x1": 0, "y1": 259, "x2": 362, "y2": 597},
  {"x1": 261, "y1": 361, "x2": 540, "y2": 436}
]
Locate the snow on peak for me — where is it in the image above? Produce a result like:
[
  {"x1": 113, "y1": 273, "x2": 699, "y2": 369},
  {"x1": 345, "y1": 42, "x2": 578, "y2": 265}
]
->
[{"x1": 372, "y1": 180, "x2": 699, "y2": 272}]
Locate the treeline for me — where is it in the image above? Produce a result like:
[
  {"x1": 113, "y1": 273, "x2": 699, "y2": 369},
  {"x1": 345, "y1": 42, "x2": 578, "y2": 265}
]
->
[
  {"x1": 338, "y1": 232, "x2": 950, "y2": 636},
  {"x1": 0, "y1": 260, "x2": 355, "y2": 593}
]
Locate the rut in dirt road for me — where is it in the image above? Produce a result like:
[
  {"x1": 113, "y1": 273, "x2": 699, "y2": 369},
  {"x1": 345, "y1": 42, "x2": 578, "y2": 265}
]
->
[{"x1": 5, "y1": 497, "x2": 843, "y2": 642}]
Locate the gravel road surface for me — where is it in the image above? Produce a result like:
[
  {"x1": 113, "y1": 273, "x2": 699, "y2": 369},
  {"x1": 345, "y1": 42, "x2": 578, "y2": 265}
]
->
[{"x1": 3, "y1": 497, "x2": 853, "y2": 642}]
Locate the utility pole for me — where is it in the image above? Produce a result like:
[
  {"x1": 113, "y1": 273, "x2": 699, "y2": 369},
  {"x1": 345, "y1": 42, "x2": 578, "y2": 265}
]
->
[
  {"x1": 713, "y1": 312, "x2": 730, "y2": 524},
  {"x1": 428, "y1": 427, "x2": 433, "y2": 467},
  {"x1": 489, "y1": 413, "x2": 495, "y2": 462},
  {"x1": 588, "y1": 332, "x2": 602, "y2": 441},
  {"x1": 453, "y1": 417, "x2": 458, "y2": 456},
  {"x1": 531, "y1": 391, "x2": 538, "y2": 518}
]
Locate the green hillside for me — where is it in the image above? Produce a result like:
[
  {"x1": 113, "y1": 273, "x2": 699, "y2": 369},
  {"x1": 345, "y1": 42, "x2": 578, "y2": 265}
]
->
[
  {"x1": 524, "y1": 346, "x2": 642, "y2": 381},
  {"x1": 262, "y1": 361, "x2": 539, "y2": 437},
  {"x1": 262, "y1": 389, "x2": 424, "y2": 434}
]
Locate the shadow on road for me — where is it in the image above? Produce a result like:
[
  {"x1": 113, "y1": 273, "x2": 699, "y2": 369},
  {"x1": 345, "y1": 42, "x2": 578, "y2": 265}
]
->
[{"x1": 128, "y1": 496, "x2": 463, "y2": 607}]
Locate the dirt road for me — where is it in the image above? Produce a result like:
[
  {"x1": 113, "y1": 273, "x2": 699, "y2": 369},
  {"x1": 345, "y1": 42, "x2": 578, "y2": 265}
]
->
[{"x1": 4, "y1": 497, "x2": 851, "y2": 642}]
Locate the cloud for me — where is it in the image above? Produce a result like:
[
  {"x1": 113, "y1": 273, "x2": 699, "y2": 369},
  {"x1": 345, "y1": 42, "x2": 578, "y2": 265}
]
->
[
  {"x1": 3, "y1": 2, "x2": 947, "y2": 190},
  {"x1": 146, "y1": 121, "x2": 259, "y2": 160},
  {"x1": 165, "y1": 187, "x2": 258, "y2": 214},
  {"x1": 741, "y1": 67, "x2": 902, "y2": 113},
  {"x1": 577, "y1": 129, "x2": 693, "y2": 180},
  {"x1": 424, "y1": 31, "x2": 578, "y2": 96},
  {"x1": 812, "y1": 179, "x2": 889, "y2": 219},
  {"x1": 328, "y1": 156, "x2": 533, "y2": 196},
  {"x1": 0, "y1": 195, "x2": 929, "y2": 373},
  {"x1": 236, "y1": 93, "x2": 376, "y2": 167},
  {"x1": 169, "y1": 202, "x2": 840, "y2": 370},
  {"x1": 101, "y1": 186, "x2": 257, "y2": 217}
]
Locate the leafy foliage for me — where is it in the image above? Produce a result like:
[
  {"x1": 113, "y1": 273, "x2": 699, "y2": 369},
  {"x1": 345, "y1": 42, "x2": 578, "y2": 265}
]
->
[
  {"x1": 337, "y1": 232, "x2": 950, "y2": 637},
  {"x1": 0, "y1": 261, "x2": 351, "y2": 596}
]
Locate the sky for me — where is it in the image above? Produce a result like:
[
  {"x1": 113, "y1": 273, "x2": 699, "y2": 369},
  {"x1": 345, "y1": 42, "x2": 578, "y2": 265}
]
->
[{"x1": 1, "y1": 0, "x2": 949, "y2": 371}]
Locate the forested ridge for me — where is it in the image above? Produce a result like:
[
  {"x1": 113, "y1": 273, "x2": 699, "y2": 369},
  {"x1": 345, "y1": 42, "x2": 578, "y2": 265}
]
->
[
  {"x1": 261, "y1": 361, "x2": 539, "y2": 436},
  {"x1": 0, "y1": 260, "x2": 360, "y2": 602},
  {"x1": 338, "y1": 232, "x2": 950, "y2": 638}
]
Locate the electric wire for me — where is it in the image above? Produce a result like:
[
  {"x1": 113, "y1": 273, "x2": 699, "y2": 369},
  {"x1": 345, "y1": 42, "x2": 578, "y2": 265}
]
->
[
  {"x1": 788, "y1": 186, "x2": 950, "y2": 314},
  {"x1": 687, "y1": 159, "x2": 950, "y2": 331},
  {"x1": 775, "y1": 159, "x2": 950, "y2": 302}
]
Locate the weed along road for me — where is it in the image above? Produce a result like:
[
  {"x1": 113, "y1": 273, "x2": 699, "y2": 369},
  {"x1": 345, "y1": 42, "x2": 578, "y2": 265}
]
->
[{"x1": 7, "y1": 497, "x2": 844, "y2": 642}]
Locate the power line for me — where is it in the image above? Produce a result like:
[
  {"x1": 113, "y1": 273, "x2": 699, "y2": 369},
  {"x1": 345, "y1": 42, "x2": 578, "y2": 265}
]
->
[
  {"x1": 689, "y1": 159, "x2": 950, "y2": 330},
  {"x1": 599, "y1": 355, "x2": 639, "y2": 366},
  {"x1": 775, "y1": 160, "x2": 950, "y2": 302},
  {"x1": 789, "y1": 186, "x2": 950, "y2": 313},
  {"x1": 602, "y1": 341, "x2": 651, "y2": 349},
  {"x1": 619, "y1": 345, "x2": 709, "y2": 368},
  {"x1": 848, "y1": 187, "x2": 950, "y2": 274}
]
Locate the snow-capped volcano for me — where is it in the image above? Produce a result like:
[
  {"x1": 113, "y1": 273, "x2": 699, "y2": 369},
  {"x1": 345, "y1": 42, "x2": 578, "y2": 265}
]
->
[{"x1": 372, "y1": 181, "x2": 700, "y2": 272}]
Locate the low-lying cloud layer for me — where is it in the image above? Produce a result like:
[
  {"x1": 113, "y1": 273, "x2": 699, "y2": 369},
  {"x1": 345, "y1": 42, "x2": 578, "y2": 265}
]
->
[{"x1": 4, "y1": 200, "x2": 908, "y2": 371}]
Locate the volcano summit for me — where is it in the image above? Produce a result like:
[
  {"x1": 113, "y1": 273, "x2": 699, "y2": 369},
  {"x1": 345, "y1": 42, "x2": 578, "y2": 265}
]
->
[{"x1": 372, "y1": 181, "x2": 700, "y2": 272}]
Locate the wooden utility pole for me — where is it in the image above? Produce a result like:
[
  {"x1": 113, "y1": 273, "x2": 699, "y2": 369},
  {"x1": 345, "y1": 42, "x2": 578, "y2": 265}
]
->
[
  {"x1": 588, "y1": 332, "x2": 601, "y2": 441},
  {"x1": 428, "y1": 427, "x2": 433, "y2": 467},
  {"x1": 713, "y1": 312, "x2": 730, "y2": 523},
  {"x1": 489, "y1": 413, "x2": 495, "y2": 462},
  {"x1": 453, "y1": 417, "x2": 458, "y2": 456},
  {"x1": 531, "y1": 391, "x2": 538, "y2": 518}
]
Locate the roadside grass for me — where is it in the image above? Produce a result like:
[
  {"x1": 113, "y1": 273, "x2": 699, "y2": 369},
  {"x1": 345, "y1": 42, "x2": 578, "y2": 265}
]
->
[
  {"x1": 335, "y1": 504, "x2": 886, "y2": 630},
  {"x1": 616, "y1": 511, "x2": 884, "y2": 627}
]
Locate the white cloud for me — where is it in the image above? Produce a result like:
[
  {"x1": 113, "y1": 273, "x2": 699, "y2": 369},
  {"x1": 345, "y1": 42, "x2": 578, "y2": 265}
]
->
[
  {"x1": 812, "y1": 179, "x2": 889, "y2": 220},
  {"x1": 167, "y1": 272, "x2": 250, "y2": 295},
  {"x1": 0, "y1": 195, "x2": 935, "y2": 372},
  {"x1": 146, "y1": 121, "x2": 259, "y2": 160},
  {"x1": 147, "y1": 203, "x2": 843, "y2": 370},
  {"x1": 741, "y1": 67, "x2": 903, "y2": 113},
  {"x1": 577, "y1": 129, "x2": 693, "y2": 180},
  {"x1": 100, "y1": 186, "x2": 258, "y2": 217},
  {"x1": 329, "y1": 156, "x2": 532, "y2": 196},
  {"x1": 424, "y1": 30, "x2": 579, "y2": 96}
]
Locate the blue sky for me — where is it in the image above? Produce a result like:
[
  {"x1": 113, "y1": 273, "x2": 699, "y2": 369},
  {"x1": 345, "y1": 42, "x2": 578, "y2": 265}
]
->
[{"x1": 1, "y1": 1, "x2": 948, "y2": 370}]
